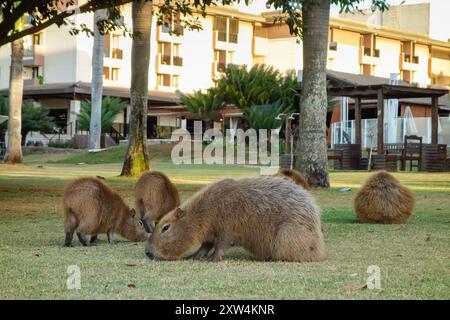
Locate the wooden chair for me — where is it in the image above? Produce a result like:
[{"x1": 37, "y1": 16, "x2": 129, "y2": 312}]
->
[
  {"x1": 403, "y1": 135, "x2": 422, "y2": 171},
  {"x1": 385, "y1": 143, "x2": 404, "y2": 170}
]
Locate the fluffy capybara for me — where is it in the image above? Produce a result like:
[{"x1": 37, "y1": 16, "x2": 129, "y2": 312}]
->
[
  {"x1": 354, "y1": 171, "x2": 415, "y2": 224},
  {"x1": 63, "y1": 177, "x2": 148, "y2": 246},
  {"x1": 135, "y1": 171, "x2": 180, "y2": 233},
  {"x1": 273, "y1": 169, "x2": 310, "y2": 190},
  {"x1": 145, "y1": 176, "x2": 325, "y2": 262}
]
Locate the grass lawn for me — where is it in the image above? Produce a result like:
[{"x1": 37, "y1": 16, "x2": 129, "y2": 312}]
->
[{"x1": 0, "y1": 146, "x2": 449, "y2": 299}]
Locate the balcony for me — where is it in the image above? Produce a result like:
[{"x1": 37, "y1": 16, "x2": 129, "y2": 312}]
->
[
  {"x1": 111, "y1": 48, "x2": 123, "y2": 60},
  {"x1": 253, "y1": 36, "x2": 268, "y2": 56},
  {"x1": 23, "y1": 78, "x2": 41, "y2": 86},
  {"x1": 213, "y1": 31, "x2": 237, "y2": 52},
  {"x1": 157, "y1": 25, "x2": 183, "y2": 43},
  {"x1": 400, "y1": 53, "x2": 420, "y2": 71},
  {"x1": 156, "y1": 54, "x2": 182, "y2": 75},
  {"x1": 359, "y1": 47, "x2": 380, "y2": 65},
  {"x1": 23, "y1": 45, "x2": 44, "y2": 67}
]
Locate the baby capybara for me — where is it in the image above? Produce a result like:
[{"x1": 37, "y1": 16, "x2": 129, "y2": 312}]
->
[
  {"x1": 145, "y1": 176, "x2": 325, "y2": 262},
  {"x1": 134, "y1": 171, "x2": 180, "y2": 233},
  {"x1": 63, "y1": 177, "x2": 148, "y2": 246},
  {"x1": 354, "y1": 171, "x2": 415, "y2": 224},
  {"x1": 273, "y1": 169, "x2": 310, "y2": 190}
]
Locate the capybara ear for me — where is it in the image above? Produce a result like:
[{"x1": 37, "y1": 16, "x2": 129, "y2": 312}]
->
[
  {"x1": 130, "y1": 208, "x2": 136, "y2": 217},
  {"x1": 174, "y1": 207, "x2": 185, "y2": 220}
]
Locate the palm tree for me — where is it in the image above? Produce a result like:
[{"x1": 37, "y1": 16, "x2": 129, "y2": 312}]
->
[
  {"x1": 4, "y1": 37, "x2": 24, "y2": 164},
  {"x1": 77, "y1": 96, "x2": 127, "y2": 131},
  {"x1": 179, "y1": 89, "x2": 224, "y2": 129},
  {"x1": 89, "y1": 9, "x2": 107, "y2": 150},
  {"x1": 121, "y1": 0, "x2": 152, "y2": 176},
  {"x1": 295, "y1": 0, "x2": 331, "y2": 188}
]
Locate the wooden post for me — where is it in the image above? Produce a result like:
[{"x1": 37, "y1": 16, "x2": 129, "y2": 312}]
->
[
  {"x1": 377, "y1": 89, "x2": 384, "y2": 154},
  {"x1": 431, "y1": 96, "x2": 438, "y2": 145},
  {"x1": 355, "y1": 97, "x2": 362, "y2": 146}
]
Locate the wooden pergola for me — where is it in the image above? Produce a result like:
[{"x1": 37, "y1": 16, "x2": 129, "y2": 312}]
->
[{"x1": 327, "y1": 84, "x2": 449, "y2": 154}]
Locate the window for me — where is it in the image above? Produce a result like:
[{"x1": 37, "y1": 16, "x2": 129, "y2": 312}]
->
[
  {"x1": 111, "y1": 68, "x2": 119, "y2": 81},
  {"x1": 214, "y1": 50, "x2": 232, "y2": 72},
  {"x1": 329, "y1": 41, "x2": 337, "y2": 51},
  {"x1": 161, "y1": 12, "x2": 184, "y2": 35},
  {"x1": 214, "y1": 16, "x2": 239, "y2": 44},
  {"x1": 103, "y1": 67, "x2": 110, "y2": 80},
  {"x1": 104, "y1": 34, "x2": 123, "y2": 59},
  {"x1": 103, "y1": 67, "x2": 120, "y2": 81},
  {"x1": 157, "y1": 74, "x2": 179, "y2": 88},
  {"x1": 158, "y1": 42, "x2": 182, "y2": 66},
  {"x1": 32, "y1": 33, "x2": 41, "y2": 45}
]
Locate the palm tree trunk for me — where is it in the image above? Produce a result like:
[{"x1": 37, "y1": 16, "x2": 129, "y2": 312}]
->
[
  {"x1": 295, "y1": 0, "x2": 330, "y2": 188},
  {"x1": 120, "y1": 0, "x2": 151, "y2": 176},
  {"x1": 89, "y1": 9, "x2": 106, "y2": 150},
  {"x1": 4, "y1": 38, "x2": 24, "y2": 164}
]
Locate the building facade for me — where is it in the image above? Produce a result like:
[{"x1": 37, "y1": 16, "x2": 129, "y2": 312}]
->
[{"x1": 0, "y1": 2, "x2": 449, "y2": 144}]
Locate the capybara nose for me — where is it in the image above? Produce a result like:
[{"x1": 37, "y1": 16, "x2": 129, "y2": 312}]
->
[{"x1": 145, "y1": 248, "x2": 154, "y2": 259}]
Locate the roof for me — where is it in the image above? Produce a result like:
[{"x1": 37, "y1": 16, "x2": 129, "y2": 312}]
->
[
  {"x1": 326, "y1": 70, "x2": 411, "y2": 87},
  {"x1": 0, "y1": 82, "x2": 180, "y2": 104},
  {"x1": 326, "y1": 84, "x2": 448, "y2": 99}
]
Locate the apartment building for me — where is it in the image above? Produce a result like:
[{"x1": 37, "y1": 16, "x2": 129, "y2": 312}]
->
[{"x1": 0, "y1": 3, "x2": 449, "y2": 144}]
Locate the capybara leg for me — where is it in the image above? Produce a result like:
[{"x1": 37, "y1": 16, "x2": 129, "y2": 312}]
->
[
  {"x1": 77, "y1": 232, "x2": 90, "y2": 246},
  {"x1": 208, "y1": 241, "x2": 229, "y2": 262},
  {"x1": 273, "y1": 222, "x2": 325, "y2": 262},
  {"x1": 90, "y1": 235, "x2": 98, "y2": 245},
  {"x1": 64, "y1": 232, "x2": 74, "y2": 247},
  {"x1": 192, "y1": 243, "x2": 214, "y2": 260},
  {"x1": 64, "y1": 209, "x2": 77, "y2": 247},
  {"x1": 107, "y1": 232, "x2": 116, "y2": 245}
]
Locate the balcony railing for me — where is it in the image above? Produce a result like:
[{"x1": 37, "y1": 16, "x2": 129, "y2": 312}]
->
[
  {"x1": 403, "y1": 53, "x2": 419, "y2": 64},
  {"x1": 160, "y1": 55, "x2": 183, "y2": 67}
]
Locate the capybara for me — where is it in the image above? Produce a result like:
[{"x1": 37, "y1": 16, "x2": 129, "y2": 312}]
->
[
  {"x1": 63, "y1": 177, "x2": 148, "y2": 246},
  {"x1": 135, "y1": 171, "x2": 180, "y2": 233},
  {"x1": 273, "y1": 169, "x2": 310, "y2": 190},
  {"x1": 145, "y1": 176, "x2": 325, "y2": 262},
  {"x1": 354, "y1": 171, "x2": 415, "y2": 224}
]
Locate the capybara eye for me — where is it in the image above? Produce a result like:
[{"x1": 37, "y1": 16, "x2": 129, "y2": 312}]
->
[
  {"x1": 138, "y1": 220, "x2": 143, "y2": 227},
  {"x1": 161, "y1": 224, "x2": 170, "y2": 234}
]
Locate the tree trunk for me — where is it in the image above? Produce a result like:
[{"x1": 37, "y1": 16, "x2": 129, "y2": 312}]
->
[
  {"x1": 4, "y1": 38, "x2": 24, "y2": 164},
  {"x1": 89, "y1": 9, "x2": 106, "y2": 150},
  {"x1": 295, "y1": 0, "x2": 330, "y2": 188},
  {"x1": 120, "y1": 0, "x2": 152, "y2": 176}
]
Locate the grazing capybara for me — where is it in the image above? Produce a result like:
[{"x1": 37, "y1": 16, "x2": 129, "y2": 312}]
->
[
  {"x1": 274, "y1": 169, "x2": 310, "y2": 190},
  {"x1": 134, "y1": 171, "x2": 180, "y2": 233},
  {"x1": 354, "y1": 171, "x2": 415, "y2": 224},
  {"x1": 145, "y1": 176, "x2": 325, "y2": 262},
  {"x1": 63, "y1": 177, "x2": 148, "y2": 246}
]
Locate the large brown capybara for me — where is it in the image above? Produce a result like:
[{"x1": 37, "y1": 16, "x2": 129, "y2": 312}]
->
[
  {"x1": 145, "y1": 176, "x2": 325, "y2": 262},
  {"x1": 63, "y1": 177, "x2": 148, "y2": 246},
  {"x1": 134, "y1": 171, "x2": 180, "y2": 233},
  {"x1": 354, "y1": 171, "x2": 415, "y2": 224},
  {"x1": 273, "y1": 169, "x2": 310, "y2": 190}
]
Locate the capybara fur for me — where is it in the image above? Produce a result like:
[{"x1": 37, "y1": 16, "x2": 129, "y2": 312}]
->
[
  {"x1": 145, "y1": 176, "x2": 325, "y2": 262},
  {"x1": 354, "y1": 171, "x2": 415, "y2": 224},
  {"x1": 63, "y1": 177, "x2": 148, "y2": 246},
  {"x1": 135, "y1": 171, "x2": 180, "y2": 232},
  {"x1": 274, "y1": 169, "x2": 310, "y2": 190}
]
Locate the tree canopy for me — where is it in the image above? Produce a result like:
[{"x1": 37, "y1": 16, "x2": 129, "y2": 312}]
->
[
  {"x1": 77, "y1": 96, "x2": 127, "y2": 132},
  {"x1": 0, "y1": 0, "x2": 389, "y2": 47}
]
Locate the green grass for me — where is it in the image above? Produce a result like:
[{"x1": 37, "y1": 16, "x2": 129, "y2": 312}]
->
[{"x1": 0, "y1": 150, "x2": 449, "y2": 299}]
